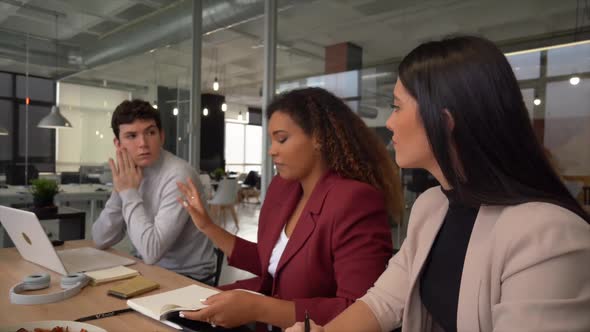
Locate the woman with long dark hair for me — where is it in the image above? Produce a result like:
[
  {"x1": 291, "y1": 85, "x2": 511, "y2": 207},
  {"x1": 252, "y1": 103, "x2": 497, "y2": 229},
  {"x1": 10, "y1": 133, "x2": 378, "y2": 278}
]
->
[
  {"x1": 176, "y1": 87, "x2": 403, "y2": 331},
  {"x1": 287, "y1": 36, "x2": 590, "y2": 332}
]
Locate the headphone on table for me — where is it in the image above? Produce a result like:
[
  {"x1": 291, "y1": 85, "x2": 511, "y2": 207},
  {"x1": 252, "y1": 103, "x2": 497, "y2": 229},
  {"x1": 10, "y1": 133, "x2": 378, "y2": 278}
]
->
[{"x1": 9, "y1": 272, "x2": 89, "y2": 305}]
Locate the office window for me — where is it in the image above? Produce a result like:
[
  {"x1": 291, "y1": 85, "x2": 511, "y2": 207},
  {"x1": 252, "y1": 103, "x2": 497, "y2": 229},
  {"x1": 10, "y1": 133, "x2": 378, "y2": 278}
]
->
[
  {"x1": 225, "y1": 122, "x2": 262, "y2": 174},
  {"x1": 245, "y1": 125, "x2": 262, "y2": 165},
  {"x1": 225, "y1": 122, "x2": 245, "y2": 166},
  {"x1": 544, "y1": 79, "x2": 590, "y2": 176},
  {"x1": 0, "y1": 72, "x2": 56, "y2": 173},
  {"x1": 17, "y1": 105, "x2": 53, "y2": 159},
  {"x1": 0, "y1": 100, "x2": 13, "y2": 161},
  {"x1": 16, "y1": 76, "x2": 55, "y2": 103},
  {"x1": 0, "y1": 72, "x2": 12, "y2": 97},
  {"x1": 506, "y1": 51, "x2": 541, "y2": 81},
  {"x1": 547, "y1": 43, "x2": 590, "y2": 78}
]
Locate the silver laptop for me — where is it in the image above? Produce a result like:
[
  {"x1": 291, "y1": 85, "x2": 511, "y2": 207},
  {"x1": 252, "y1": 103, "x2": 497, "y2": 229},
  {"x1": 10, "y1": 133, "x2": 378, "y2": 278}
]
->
[{"x1": 0, "y1": 205, "x2": 135, "y2": 275}]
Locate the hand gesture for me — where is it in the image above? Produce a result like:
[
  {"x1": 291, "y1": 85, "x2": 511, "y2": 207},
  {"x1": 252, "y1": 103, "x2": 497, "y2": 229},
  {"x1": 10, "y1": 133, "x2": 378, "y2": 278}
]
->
[
  {"x1": 109, "y1": 148, "x2": 143, "y2": 192},
  {"x1": 177, "y1": 177, "x2": 214, "y2": 231}
]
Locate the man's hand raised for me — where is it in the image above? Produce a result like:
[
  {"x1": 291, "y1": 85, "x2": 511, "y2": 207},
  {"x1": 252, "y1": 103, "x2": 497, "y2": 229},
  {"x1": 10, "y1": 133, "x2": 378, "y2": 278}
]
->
[{"x1": 109, "y1": 148, "x2": 143, "y2": 192}]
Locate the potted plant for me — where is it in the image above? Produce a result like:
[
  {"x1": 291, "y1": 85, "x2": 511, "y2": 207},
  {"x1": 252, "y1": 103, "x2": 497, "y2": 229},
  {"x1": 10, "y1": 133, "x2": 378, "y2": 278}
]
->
[
  {"x1": 29, "y1": 179, "x2": 59, "y2": 213},
  {"x1": 211, "y1": 168, "x2": 225, "y2": 181}
]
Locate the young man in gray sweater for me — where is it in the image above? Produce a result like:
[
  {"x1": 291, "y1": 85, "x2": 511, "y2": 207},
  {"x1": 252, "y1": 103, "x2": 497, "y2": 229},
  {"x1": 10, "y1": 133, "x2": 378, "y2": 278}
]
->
[{"x1": 92, "y1": 99, "x2": 216, "y2": 282}]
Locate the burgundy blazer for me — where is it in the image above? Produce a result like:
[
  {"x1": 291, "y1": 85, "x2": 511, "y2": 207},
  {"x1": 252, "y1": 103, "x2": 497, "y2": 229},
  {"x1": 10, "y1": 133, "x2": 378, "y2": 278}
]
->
[{"x1": 220, "y1": 171, "x2": 393, "y2": 329}]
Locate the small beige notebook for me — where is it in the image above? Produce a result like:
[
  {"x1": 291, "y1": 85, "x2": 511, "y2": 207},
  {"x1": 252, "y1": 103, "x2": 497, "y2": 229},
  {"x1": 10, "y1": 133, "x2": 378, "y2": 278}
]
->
[
  {"x1": 108, "y1": 275, "x2": 160, "y2": 299},
  {"x1": 84, "y1": 265, "x2": 140, "y2": 286},
  {"x1": 127, "y1": 284, "x2": 220, "y2": 321}
]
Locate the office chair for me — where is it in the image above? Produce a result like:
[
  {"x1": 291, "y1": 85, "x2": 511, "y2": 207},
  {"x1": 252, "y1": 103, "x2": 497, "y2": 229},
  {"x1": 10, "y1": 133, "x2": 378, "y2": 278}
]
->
[
  {"x1": 60, "y1": 172, "x2": 81, "y2": 184},
  {"x1": 208, "y1": 178, "x2": 239, "y2": 231},
  {"x1": 242, "y1": 171, "x2": 258, "y2": 187},
  {"x1": 239, "y1": 171, "x2": 261, "y2": 204},
  {"x1": 197, "y1": 248, "x2": 224, "y2": 287},
  {"x1": 199, "y1": 173, "x2": 214, "y2": 200},
  {"x1": 213, "y1": 248, "x2": 224, "y2": 287}
]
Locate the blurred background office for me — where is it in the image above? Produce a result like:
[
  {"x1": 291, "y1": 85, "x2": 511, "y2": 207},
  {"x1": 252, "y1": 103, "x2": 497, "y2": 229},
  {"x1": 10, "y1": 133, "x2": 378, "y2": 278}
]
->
[{"x1": 0, "y1": 1, "x2": 589, "y2": 283}]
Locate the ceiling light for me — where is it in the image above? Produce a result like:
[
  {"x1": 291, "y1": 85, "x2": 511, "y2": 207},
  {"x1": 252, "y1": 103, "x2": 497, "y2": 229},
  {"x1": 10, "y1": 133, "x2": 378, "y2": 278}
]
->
[
  {"x1": 533, "y1": 98, "x2": 541, "y2": 106},
  {"x1": 173, "y1": 107, "x2": 179, "y2": 116},
  {"x1": 361, "y1": 72, "x2": 393, "y2": 80},
  {"x1": 221, "y1": 103, "x2": 227, "y2": 112},
  {"x1": 38, "y1": 105, "x2": 73, "y2": 128},
  {"x1": 152, "y1": 101, "x2": 158, "y2": 109},
  {"x1": 95, "y1": 130, "x2": 99, "y2": 136},
  {"x1": 203, "y1": 108, "x2": 209, "y2": 116},
  {"x1": 569, "y1": 76, "x2": 580, "y2": 85},
  {"x1": 38, "y1": 16, "x2": 73, "y2": 129},
  {"x1": 213, "y1": 77, "x2": 219, "y2": 91}
]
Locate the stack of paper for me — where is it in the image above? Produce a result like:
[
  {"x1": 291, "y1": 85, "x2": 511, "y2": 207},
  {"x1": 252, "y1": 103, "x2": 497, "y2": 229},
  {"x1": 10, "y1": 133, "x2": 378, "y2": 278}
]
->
[{"x1": 84, "y1": 265, "x2": 140, "y2": 286}]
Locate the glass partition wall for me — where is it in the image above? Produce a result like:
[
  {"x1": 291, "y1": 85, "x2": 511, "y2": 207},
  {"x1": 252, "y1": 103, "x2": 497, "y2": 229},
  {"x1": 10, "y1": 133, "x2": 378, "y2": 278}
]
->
[
  {"x1": 273, "y1": 0, "x2": 590, "y2": 243},
  {"x1": 0, "y1": 0, "x2": 588, "y2": 246}
]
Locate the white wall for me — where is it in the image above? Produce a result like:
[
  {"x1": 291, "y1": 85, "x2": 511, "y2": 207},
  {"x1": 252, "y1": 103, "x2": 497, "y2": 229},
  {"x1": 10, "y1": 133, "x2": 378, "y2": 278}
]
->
[{"x1": 56, "y1": 83, "x2": 131, "y2": 172}]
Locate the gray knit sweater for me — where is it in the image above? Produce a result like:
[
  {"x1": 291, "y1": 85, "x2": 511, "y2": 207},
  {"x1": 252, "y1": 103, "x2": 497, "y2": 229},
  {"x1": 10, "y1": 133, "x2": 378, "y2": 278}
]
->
[{"x1": 92, "y1": 149, "x2": 215, "y2": 280}]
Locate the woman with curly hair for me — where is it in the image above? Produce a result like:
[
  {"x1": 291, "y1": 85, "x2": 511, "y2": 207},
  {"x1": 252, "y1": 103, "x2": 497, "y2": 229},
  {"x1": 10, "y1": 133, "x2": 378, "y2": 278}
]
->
[{"x1": 176, "y1": 87, "x2": 403, "y2": 331}]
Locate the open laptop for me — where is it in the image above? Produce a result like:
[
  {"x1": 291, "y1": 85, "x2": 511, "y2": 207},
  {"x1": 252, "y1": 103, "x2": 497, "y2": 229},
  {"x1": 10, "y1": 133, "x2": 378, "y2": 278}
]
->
[{"x1": 0, "y1": 205, "x2": 135, "y2": 275}]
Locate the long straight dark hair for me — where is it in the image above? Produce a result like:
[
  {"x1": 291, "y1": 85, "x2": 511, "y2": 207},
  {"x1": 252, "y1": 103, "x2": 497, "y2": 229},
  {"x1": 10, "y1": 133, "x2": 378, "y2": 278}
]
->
[{"x1": 398, "y1": 36, "x2": 590, "y2": 223}]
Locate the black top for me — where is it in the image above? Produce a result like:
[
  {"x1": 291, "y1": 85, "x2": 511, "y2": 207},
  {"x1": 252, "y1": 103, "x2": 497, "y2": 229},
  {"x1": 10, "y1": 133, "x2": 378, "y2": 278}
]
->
[{"x1": 420, "y1": 189, "x2": 480, "y2": 332}]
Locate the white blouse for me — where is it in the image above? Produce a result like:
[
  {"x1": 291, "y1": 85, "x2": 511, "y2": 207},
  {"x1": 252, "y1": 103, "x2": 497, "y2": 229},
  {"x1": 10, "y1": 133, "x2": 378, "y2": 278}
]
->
[{"x1": 267, "y1": 225, "x2": 289, "y2": 278}]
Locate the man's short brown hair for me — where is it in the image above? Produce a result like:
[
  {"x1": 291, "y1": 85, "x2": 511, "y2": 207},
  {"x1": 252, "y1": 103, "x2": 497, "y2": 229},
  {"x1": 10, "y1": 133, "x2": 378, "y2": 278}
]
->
[{"x1": 111, "y1": 99, "x2": 162, "y2": 139}]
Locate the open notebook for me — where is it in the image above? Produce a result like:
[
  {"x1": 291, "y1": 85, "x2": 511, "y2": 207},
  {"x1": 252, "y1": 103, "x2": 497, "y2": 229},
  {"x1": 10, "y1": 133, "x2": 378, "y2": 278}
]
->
[{"x1": 127, "y1": 284, "x2": 220, "y2": 322}]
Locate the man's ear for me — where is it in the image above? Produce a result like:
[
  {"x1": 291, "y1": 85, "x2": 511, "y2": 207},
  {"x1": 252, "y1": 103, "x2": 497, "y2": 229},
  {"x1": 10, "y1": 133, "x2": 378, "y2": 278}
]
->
[
  {"x1": 113, "y1": 137, "x2": 121, "y2": 149},
  {"x1": 159, "y1": 130, "x2": 165, "y2": 146}
]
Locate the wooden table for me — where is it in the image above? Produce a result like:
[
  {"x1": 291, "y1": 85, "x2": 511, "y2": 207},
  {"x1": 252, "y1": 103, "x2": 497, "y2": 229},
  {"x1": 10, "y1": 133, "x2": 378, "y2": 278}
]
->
[{"x1": 0, "y1": 240, "x2": 212, "y2": 331}]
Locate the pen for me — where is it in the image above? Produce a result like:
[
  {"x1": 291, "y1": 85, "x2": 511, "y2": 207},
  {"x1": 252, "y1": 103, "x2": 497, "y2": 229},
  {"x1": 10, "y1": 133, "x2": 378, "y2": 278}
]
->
[
  {"x1": 304, "y1": 310, "x2": 310, "y2": 332},
  {"x1": 75, "y1": 308, "x2": 134, "y2": 322}
]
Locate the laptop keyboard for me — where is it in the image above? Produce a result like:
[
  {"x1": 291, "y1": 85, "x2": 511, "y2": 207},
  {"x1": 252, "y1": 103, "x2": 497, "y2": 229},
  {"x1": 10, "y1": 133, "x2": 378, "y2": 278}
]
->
[{"x1": 57, "y1": 247, "x2": 135, "y2": 273}]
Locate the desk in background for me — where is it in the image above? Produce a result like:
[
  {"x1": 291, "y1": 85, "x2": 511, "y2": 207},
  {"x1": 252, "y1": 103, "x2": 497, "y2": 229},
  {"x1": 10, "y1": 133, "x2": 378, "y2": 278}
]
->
[
  {"x1": 0, "y1": 184, "x2": 111, "y2": 222},
  {"x1": 0, "y1": 240, "x2": 215, "y2": 331}
]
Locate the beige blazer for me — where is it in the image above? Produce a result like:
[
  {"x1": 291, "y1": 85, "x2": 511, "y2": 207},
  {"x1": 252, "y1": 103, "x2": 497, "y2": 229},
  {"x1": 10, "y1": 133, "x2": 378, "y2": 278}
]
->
[{"x1": 360, "y1": 186, "x2": 590, "y2": 332}]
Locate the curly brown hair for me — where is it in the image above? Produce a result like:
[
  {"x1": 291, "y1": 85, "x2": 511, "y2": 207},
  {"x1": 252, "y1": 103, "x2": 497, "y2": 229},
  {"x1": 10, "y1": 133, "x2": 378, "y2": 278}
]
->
[{"x1": 267, "y1": 87, "x2": 403, "y2": 221}]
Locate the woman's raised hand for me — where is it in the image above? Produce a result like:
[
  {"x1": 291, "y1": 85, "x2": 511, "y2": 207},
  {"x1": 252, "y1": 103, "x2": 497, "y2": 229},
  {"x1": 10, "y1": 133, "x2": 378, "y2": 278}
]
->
[{"x1": 177, "y1": 177, "x2": 214, "y2": 231}]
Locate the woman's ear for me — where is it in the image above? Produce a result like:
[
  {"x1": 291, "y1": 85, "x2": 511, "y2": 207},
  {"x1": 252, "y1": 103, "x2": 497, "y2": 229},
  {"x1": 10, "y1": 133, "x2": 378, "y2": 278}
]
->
[{"x1": 443, "y1": 108, "x2": 455, "y2": 133}]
